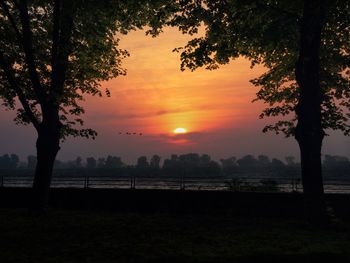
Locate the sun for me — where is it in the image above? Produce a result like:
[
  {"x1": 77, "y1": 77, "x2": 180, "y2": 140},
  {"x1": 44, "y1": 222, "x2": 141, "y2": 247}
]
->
[{"x1": 173, "y1": 127, "x2": 187, "y2": 134}]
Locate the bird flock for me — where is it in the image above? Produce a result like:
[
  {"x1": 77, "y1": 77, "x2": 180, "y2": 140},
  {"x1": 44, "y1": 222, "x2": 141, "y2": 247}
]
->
[{"x1": 118, "y1": 132, "x2": 143, "y2": 136}]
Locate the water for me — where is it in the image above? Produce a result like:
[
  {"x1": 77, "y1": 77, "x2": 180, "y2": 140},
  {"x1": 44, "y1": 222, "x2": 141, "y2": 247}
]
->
[{"x1": 2, "y1": 175, "x2": 350, "y2": 193}]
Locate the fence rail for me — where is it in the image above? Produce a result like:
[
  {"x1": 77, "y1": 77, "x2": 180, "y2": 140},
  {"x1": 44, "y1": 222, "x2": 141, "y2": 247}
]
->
[{"x1": 1, "y1": 174, "x2": 350, "y2": 193}]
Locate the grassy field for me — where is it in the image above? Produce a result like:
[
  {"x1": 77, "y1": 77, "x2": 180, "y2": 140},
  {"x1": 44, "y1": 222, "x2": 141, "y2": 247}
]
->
[{"x1": 0, "y1": 209, "x2": 349, "y2": 263}]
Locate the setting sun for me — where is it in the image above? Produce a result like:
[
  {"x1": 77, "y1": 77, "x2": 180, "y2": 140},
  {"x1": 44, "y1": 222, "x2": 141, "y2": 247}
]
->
[{"x1": 173, "y1": 128, "x2": 187, "y2": 134}]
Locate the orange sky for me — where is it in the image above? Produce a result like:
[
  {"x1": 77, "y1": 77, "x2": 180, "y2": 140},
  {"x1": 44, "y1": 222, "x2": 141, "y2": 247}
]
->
[
  {"x1": 86, "y1": 28, "x2": 266, "y2": 142},
  {"x1": 0, "y1": 27, "x2": 349, "y2": 163}
]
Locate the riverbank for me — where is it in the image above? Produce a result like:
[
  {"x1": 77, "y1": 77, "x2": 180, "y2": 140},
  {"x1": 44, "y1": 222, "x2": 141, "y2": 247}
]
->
[
  {"x1": 1, "y1": 188, "x2": 350, "y2": 218},
  {"x1": 0, "y1": 208, "x2": 349, "y2": 262}
]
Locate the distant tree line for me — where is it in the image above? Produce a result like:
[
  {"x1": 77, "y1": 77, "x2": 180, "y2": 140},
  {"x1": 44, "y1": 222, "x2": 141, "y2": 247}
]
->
[
  {"x1": 1, "y1": 153, "x2": 349, "y2": 179},
  {"x1": 0, "y1": 154, "x2": 20, "y2": 169}
]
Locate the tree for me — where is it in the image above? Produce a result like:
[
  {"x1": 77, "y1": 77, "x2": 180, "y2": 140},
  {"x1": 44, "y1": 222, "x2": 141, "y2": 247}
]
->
[
  {"x1": 220, "y1": 156, "x2": 237, "y2": 176},
  {"x1": 271, "y1": 158, "x2": 285, "y2": 168},
  {"x1": 285, "y1": 156, "x2": 296, "y2": 166},
  {"x1": 137, "y1": 156, "x2": 149, "y2": 169},
  {"x1": 0, "y1": 153, "x2": 19, "y2": 168},
  {"x1": 105, "y1": 155, "x2": 123, "y2": 169},
  {"x1": 54, "y1": 159, "x2": 64, "y2": 169},
  {"x1": 86, "y1": 157, "x2": 97, "y2": 169},
  {"x1": 97, "y1": 158, "x2": 106, "y2": 169},
  {"x1": 258, "y1": 155, "x2": 270, "y2": 166},
  {"x1": 237, "y1": 155, "x2": 259, "y2": 170},
  {"x1": 0, "y1": 0, "x2": 173, "y2": 210},
  {"x1": 163, "y1": 154, "x2": 181, "y2": 176},
  {"x1": 75, "y1": 156, "x2": 82, "y2": 168},
  {"x1": 169, "y1": 0, "x2": 350, "y2": 218},
  {"x1": 324, "y1": 155, "x2": 349, "y2": 167},
  {"x1": 150, "y1": 154, "x2": 161, "y2": 169},
  {"x1": 199, "y1": 154, "x2": 211, "y2": 165},
  {"x1": 27, "y1": 155, "x2": 37, "y2": 169}
]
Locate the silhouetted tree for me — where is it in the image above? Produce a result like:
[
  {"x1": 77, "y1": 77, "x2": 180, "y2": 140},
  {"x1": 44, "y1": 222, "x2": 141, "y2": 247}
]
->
[
  {"x1": 323, "y1": 154, "x2": 350, "y2": 179},
  {"x1": 135, "y1": 156, "x2": 149, "y2": 176},
  {"x1": 137, "y1": 156, "x2": 149, "y2": 169},
  {"x1": 237, "y1": 155, "x2": 259, "y2": 172},
  {"x1": 169, "y1": 0, "x2": 350, "y2": 219},
  {"x1": 199, "y1": 154, "x2": 210, "y2": 165},
  {"x1": 198, "y1": 154, "x2": 221, "y2": 176},
  {"x1": 150, "y1": 154, "x2": 161, "y2": 169},
  {"x1": 27, "y1": 155, "x2": 37, "y2": 169},
  {"x1": 86, "y1": 157, "x2": 97, "y2": 169},
  {"x1": 54, "y1": 159, "x2": 65, "y2": 169},
  {"x1": 285, "y1": 156, "x2": 296, "y2": 166},
  {"x1": 163, "y1": 154, "x2": 181, "y2": 176},
  {"x1": 105, "y1": 155, "x2": 123, "y2": 169},
  {"x1": 66, "y1": 160, "x2": 77, "y2": 169},
  {"x1": 0, "y1": 153, "x2": 19, "y2": 169},
  {"x1": 178, "y1": 153, "x2": 199, "y2": 176},
  {"x1": 284, "y1": 156, "x2": 300, "y2": 179},
  {"x1": 0, "y1": 0, "x2": 174, "y2": 210},
  {"x1": 220, "y1": 157, "x2": 238, "y2": 176},
  {"x1": 0, "y1": 154, "x2": 11, "y2": 169},
  {"x1": 324, "y1": 155, "x2": 350, "y2": 167},
  {"x1": 75, "y1": 157, "x2": 82, "y2": 168},
  {"x1": 162, "y1": 153, "x2": 221, "y2": 177},
  {"x1": 258, "y1": 155, "x2": 270, "y2": 167},
  {"x1": 204, "y1": 160, "x2": 222, "y2": 177},
  {"x1": 271, "y1": 158, "x2": 285, "y2": 168},
  {"x1": 97, "y1": 158, "x2": 106, "y2": 169}
]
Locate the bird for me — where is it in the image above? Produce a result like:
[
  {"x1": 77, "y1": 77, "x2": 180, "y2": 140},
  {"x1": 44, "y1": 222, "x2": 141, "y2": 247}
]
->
[{"x1": 117, "y1": 131, "x2": 143, "y2": 136}]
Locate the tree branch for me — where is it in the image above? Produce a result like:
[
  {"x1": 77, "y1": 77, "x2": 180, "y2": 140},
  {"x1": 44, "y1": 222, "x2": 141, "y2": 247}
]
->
[
  {"x1": 51, "y1": 0, "x2": 61, "y2": 69},
  {"x1": 256, "y1": 1, "x2": 300, "y2": 20},
  {"x1": 50, "y1": 0, "x2": 75, "y2": 100},
  {"x1": 0, "y1": 0, "x2": 22, "y2": 42},
  {"x1": 15, "y1": 0, "x2": 46, "y2": 104},
  {"x1": 0, "y1": 50, "x2": 40, "y2": 129}
]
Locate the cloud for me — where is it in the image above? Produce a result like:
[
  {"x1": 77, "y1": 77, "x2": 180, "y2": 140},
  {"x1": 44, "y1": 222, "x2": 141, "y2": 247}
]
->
[
  {"x1": 116, "y1": 108, "x2": 194, "y2": 119},
  {"x1": 88, "y1": 105, "x2": 222, "y2": 123},
  {"x1": 144, "y1": 131, "x2": 212, "y2": 146}
]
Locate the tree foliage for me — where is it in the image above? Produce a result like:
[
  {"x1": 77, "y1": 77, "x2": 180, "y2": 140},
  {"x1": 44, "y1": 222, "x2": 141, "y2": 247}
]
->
[
  {"x1": 0, "y1": 0, "x2": 174, "y2": 139},
  {"x1": 168, "y1": 0, "x2": 350, "y2": 136}
]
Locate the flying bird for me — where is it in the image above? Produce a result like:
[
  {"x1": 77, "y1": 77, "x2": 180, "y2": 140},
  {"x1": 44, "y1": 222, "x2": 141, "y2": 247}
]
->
[{"x1": 117, "y1": 131, "x2": 143, "y2": 136}]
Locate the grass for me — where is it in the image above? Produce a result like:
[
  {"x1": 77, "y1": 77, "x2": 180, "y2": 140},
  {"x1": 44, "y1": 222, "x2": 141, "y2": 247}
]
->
[{"x1": 0, "y1": 209, "x2": 349, "y2": 262}]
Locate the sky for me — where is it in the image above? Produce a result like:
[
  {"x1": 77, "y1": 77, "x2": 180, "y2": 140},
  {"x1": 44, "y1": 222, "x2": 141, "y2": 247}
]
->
[{"x1": 0, "y1": 27, "x2": 350, "y2": 164}]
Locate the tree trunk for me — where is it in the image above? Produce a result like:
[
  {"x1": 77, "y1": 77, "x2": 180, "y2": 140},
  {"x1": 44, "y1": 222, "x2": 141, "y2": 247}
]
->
[
  {"x1": 295, "y1": 0, "x2": 326, "y2": 221},
  {"x1": 31, "y1": 124, "x2": 60, "y2": 212}
]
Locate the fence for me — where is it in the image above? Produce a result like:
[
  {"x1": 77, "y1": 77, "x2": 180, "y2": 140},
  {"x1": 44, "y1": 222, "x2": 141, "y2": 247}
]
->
[{"x1": 1, "y1": 174, "x2": 350, "y2": 193}]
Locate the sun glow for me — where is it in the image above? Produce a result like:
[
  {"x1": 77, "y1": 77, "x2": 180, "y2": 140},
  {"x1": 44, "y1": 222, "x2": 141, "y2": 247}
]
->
[{"x1": 173, "y1": 127, "x2": 187, "y2": 134}]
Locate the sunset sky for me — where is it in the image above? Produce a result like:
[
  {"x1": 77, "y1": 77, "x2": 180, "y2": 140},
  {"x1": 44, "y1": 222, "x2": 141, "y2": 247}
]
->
[{"x1": 1, "y1": 27, "x2": 349, "y2": 164}]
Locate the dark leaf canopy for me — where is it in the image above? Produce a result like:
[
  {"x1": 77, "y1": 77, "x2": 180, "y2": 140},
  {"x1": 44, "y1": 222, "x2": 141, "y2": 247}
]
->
[
  {"x1": 0, "y1": 0, "x2": 174, "y2": 139},
  {"x1": 169, "y1": 0, "x2": 350, "y2": 136}
]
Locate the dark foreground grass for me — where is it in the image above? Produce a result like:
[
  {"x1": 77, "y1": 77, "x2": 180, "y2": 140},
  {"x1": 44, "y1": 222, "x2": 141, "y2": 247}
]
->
[{"x1": 0, "y1": 209, "x2": 349, "y2": 263}]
